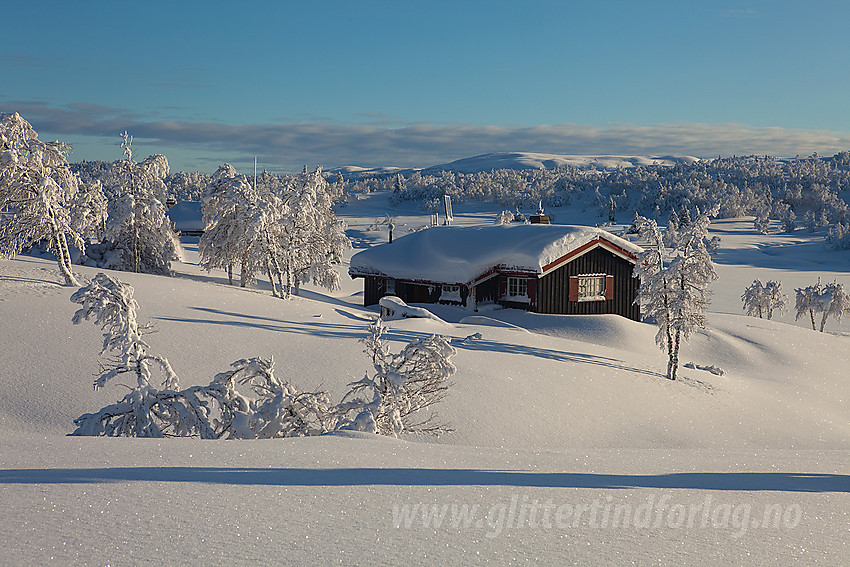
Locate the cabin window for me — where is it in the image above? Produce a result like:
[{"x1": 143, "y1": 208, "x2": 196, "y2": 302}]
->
[
  {"x1": 440, "y1": 284, "x2": 462, "y2": 302},
  {"x1": 577, "y1": 274, "x2": 607, "y2": 302},
  {"x1": 505, "y1": 277, "x2": 529, "y2": 301},
  {"x1": 385, "y1": 279, "x2": 396, "y2": 294}
]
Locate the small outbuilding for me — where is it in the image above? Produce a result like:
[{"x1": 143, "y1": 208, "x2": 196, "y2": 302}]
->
[{"x1": 349, "y1": 223, "x2": 644, "y2": 320}]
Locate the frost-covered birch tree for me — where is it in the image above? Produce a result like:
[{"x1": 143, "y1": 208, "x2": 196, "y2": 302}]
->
[
  {"x1": 98, "y1": 133, "x2": 180, "y2": 274},
  {"x1": 742, "y1": 280, "x2": 766, "y2": 318},
  {"x1": 634, "y1": 211, "x2": 717, "y2": 380},
  {"x1": 819, "y1": 281, "x2": 850, "y2": 331},
  {"x1": 742, "y1": 279, "x2": 788, "y2": 320},
  {"x1": 796, "y1": 280, "x2": 850, "y2": 332},
  {"x1": 199, "y1": 164, "x2": 256, "y2": 286},
  {"x1": 0, "y1": 112, "x2": 84, "y2": 285},
  {"x1": 665, "y1": 213, "x2": 718, "y2": 379},
  {"x1": 277, "y1": 167, "x2": 350, "y2": 296},
  {"x1": 633, "y1": 216, "x2": 675, "y2": 379},
  {"x1": 242, "y1": 190, "x2": 288, "y2": 296},
  {"x1": 795, "y1": 283, "x2": 823, "y2": 331},
  {"x1": 763, "y1": 280, "x2": 788, "y2": 320},
  {"x1": 71, "y1": 179, "x2": 108, "y2": 242}
]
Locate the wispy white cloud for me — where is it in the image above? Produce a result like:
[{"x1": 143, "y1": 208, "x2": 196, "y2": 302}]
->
[{"x1": 2, "y1": 101, "x2": 849, "y2": 172}]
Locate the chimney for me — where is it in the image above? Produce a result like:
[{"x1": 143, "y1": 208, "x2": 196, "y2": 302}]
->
[{"x1": 530, "y1": 201, "x2": 550, "y2": 224}]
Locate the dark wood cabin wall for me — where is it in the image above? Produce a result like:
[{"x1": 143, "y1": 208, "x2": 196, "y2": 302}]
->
[
  {"x1": 364, "y1": 276, "x2": 382, "y2": 306},
  {"x1": 537, "y1": 248, "x2": 640, "y2": 320},
  {"x1": 396, "y1": 281, "x2": 438, "y2": 304},
  {"x1": 363, "y1": 277, "x2": 442, "y2": 306},
  {"x1": 474, "y1": 277, "x2": 500, "y2": 304}
]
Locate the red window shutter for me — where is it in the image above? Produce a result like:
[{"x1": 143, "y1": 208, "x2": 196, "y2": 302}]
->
[
  {"x1": 568, "y1": 276, "x2": 579, "y2": 302},
  {"x1": 605, "y1": 275, "x2": 614, "y2": 300}
]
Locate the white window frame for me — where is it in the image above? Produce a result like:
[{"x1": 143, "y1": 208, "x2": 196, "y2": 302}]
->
[
  {"x1": 504, "y1": 277, "x2": 530, "y2": 303},
  {"x1": 384, "y1": 279, "x2": 396, "y2": 294},
  {"x1": 439, "y1": 284, "x2": 462, "y2": 302},
  {"x1": 577, "y1": 274, "x2": 607, "y2": 302}
]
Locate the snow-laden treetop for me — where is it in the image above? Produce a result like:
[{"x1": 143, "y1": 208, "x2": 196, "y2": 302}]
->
[{"x1": 350, "y1": 224, "x2": 643, "y2": 284}]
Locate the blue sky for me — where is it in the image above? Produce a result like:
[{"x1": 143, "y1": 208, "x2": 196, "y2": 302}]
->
[{"x1": 3, "y1": 1, "x2": 850, "y2": 173}]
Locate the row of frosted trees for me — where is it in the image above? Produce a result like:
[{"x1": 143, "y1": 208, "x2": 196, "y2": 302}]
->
[
  {"x1": 198, "y1": 163, "x2": 350, "y2": 298},
  {"x1": 355, "y1": 154, "x2": 850, "y2": 247},
  {"x1": 1, "y1": 113, "x2": 350, "y2": 295},
  {"x1": 741, "y1": 278, "x2": 850, "y2": 331},
  {"x1": 0, "y1": 113, "x2": 179, "y2": 283}
]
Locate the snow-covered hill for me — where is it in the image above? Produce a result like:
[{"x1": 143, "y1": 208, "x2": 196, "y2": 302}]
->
[
  {"x1": 328, "y1": 151, "x2": 700, "y2": 177},
  {"x1": 1, "y1": 193, "x2": 848, "y2": 566},
  {"x1": 423, "y1": 152, "x2": 701, "y2": 173}
]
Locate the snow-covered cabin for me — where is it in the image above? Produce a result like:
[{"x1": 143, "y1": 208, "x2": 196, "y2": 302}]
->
[{"x1": 349, "y1": 224, "x2": 644, "y2": 320}]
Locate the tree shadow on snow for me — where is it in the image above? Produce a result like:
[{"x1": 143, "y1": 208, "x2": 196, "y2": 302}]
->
[
  {"x1": 711, "y1": 237, "x2": 847, "y2": 272},
  {"x1": 296, "y1": 288, "x2": 365, "y2": 310},
  {"x1": 0, "y1": 467, "x2": 846, "y2": 493},
  {"x1": 154, "y1": 306, "x2": 422, "y2": 343},
  {"x1": 455, "y1": 338, "x2": 666, "y2": 379},
  {"x1": 0, "y1": 274, "x2": 64, "y2": 287},
  {"x1": 155, "y1": 307, "x2": 369, "y2": 341}
]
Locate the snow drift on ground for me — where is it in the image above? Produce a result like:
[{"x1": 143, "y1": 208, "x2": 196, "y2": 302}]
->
[{"x1": 1, "y1": 192, "x2": 848, "y2": 566}]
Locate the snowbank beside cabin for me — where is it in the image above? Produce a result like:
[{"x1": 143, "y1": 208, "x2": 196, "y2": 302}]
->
[
  {"x1": 379, "y1": 295, "x2": 446, "y2": 322},
  {"x1": 349, "y1": 224, "x2": 642, "y2": 284}
]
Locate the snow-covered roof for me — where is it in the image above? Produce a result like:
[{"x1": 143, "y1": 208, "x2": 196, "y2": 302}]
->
[{"x1": 349, "y1": 224, "x2": 643, "y2": 284}]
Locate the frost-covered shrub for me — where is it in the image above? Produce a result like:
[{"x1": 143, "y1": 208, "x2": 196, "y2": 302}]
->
[
  {"x1": 70, "y1": 275, "x2": 456, "y2": 438},
  {"x1": 495, "y1": 209, "x2": 514, "y2": 225},
  {"x1": 70, "y1": 273, "x2": 333, "y2": 438},
  {"x1": 335, "y1": 319, "x2": 456, "y2": 436},
  {"x1": 211, "y1": 357, "x2": 332, "y2": 439},
  {"x1": 70, "y1": 273, "x2": 191, "y2": 436},
  {"x1": 826, "y1": 221, "x2": 850, "y2": 250}
]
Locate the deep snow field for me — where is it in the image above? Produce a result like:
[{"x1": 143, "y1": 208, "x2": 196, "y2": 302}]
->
[{"x1": 1, "y1": 191, "x2": 848, "y2": 566}]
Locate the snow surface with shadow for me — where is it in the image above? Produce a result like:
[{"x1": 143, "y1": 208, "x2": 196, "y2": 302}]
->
[
  {"x1": 2, "y1": 194, "x2": 850, "y2": 566},
  {"x1": 1, "y1": 467, "x2": 846, "y2": 493}
]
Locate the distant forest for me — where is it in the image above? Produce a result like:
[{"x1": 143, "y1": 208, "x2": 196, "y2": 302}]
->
[{"x1": 72, "y1": 151, "x2": 850, "y2": 249}]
